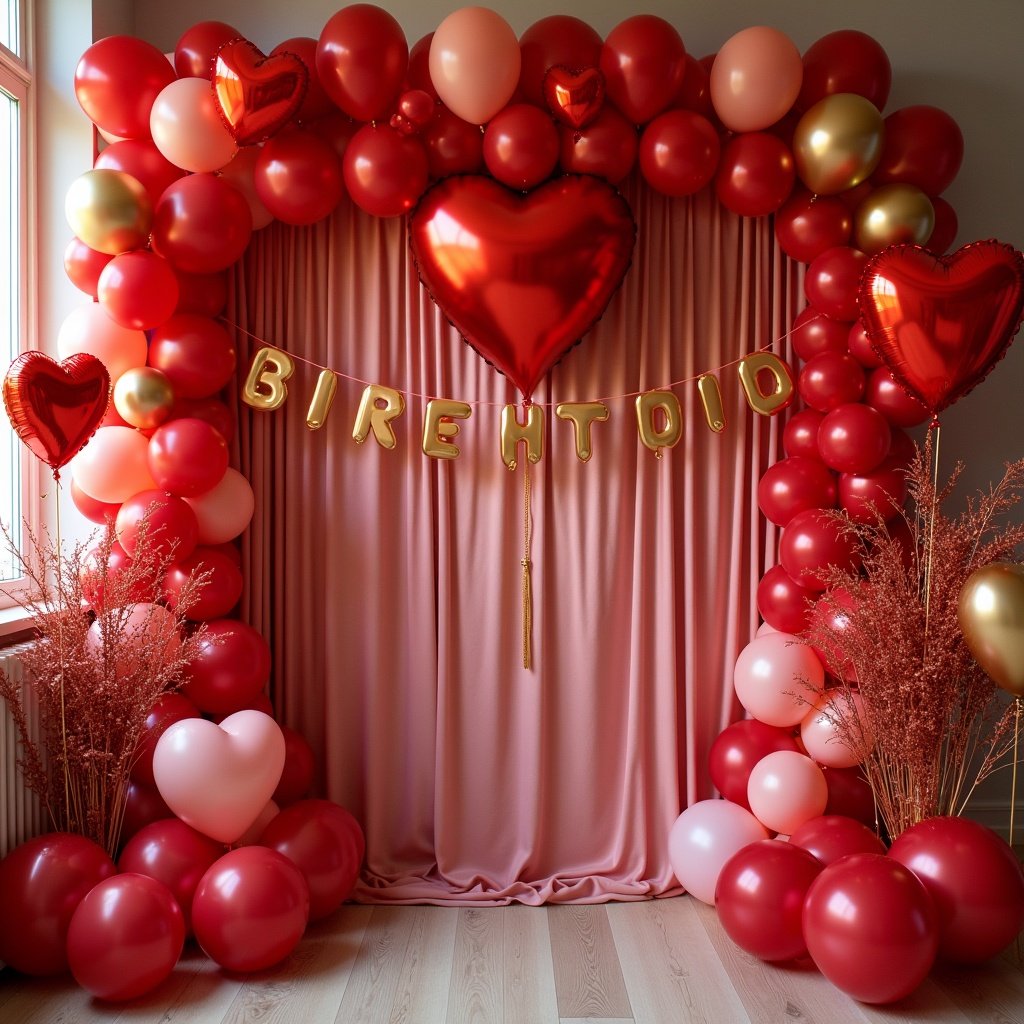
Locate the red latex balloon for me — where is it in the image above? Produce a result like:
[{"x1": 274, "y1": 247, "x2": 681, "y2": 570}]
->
[
  {"x1": 803, "y1": 854, "x2": 938, "y2": 1004},
  {"x1": 259, "y1": 799, "x2": 365, "y2": 921},
  {"x1": 115, "y1": 487, "x2": 199, "y2": 561},
  {"x1": 118, "y1": 819, "x2": 224, "y2": 934},
  {"x1": 600, "y1": 15, "x2": 686, "y2": 125},
  {"x1": 80, "y1": 539, "x2": 156, "y2": 612},
  {"x1": 798, "y1": 31, "x2": 892, "y2": 112},
  {"x1": 816, "y1": 402, "x2": 891, "y2": 474},
  {"x1": 169, "y1": 396, "x2": 236, "y2": 444},
  {"x1": 859, "y1": 241, "x2": 1024, "y2": 415},
  {"x1": 757, "y1": 455, "x2": 837, "y2": 527},
  {"x1": 928, "y1": 196, "x2": 958, "y2": 254},
  {"x1": 253, "y1": 127, "x2": 345, "y2": 226},
  {"x1": 805, "y1": 246, "x2": 868, "y2": 321},
  {"x1": 422, "y1": 105, "x2": 484, "y2": 179},
  {"x1": 846, "y1": 321, "x2": 883, "y2": 368},
  {"x1": 674, "y1": 53, "x2": 713, "y2": 119},
  {"x1": 789, "y1": 814, "x2": 886, "y2": 865},
  {"x1": 839, "y1": 458, "x2": 907, "y2": 523},
  {"x1": 542, "y1": 66, "x2": 605, "y2": 130},
  {"x1": 122, "y1": 780, "x2": 174, "y2": 841},
  {"x1": 147, "y1": 418, "x2": 229, "y2": 497},
  {"x1": 97, "y1": 250, "x2": 180, "y2": 331},
  {"x1": 789, "y1": 307, "x2": 852, "y2": 362},
  {"x1": 212, "y1": 38, "x2": 309, "y2": 146},
  {"x1": 406, "y1": 33, "x2": 439, "y2": 100},
  {"x1": 798, "y1": 352, "x2": 866, "y2": 412},
  {"x1": 64, "y1": 237, "x2": 113, "y2": 297},
  {"x1": 559, "y1": 105, "x2": 638, "y2": 184},
  {"x1": 715, "y1": 132, "x2": 795, "y2": 218},
  {"x1": 638, "y1": 109, "x2": 719, "y2": 197},
  {"x1": 823, "y1": 765, "x2": 876, "y2": 826},
  {"x1": 310, "y1": 110, "x2": 361, "y2": 165},
  {"x1": 316, "y1": 4, "x2": 408, "y2": 122},
  {"x1": 192, "y1": 847, "x2": 310, "y2": 971},
  {"x1": 163, "y1": 545, "x2": 244, "y2": 621},
  {"x1": 775, "y1": 189, "x2": 852, "y2": 265},
  {"x1": 391, "y1": 89, "x2": 435, "y2": 134},
  {"x1": 0, "y1": 832, "x2": 117, "y2": 976},
  {"x1": 131, "y1": 692, "x2": 201, "y2": 788},
  {"x1": 66, "y1": 874, "x2": 184, "y2": 1001},
  {"x1": 782, "y1": 408, "x2": 825, "y2": 460},
  {"x1": 518, "y1": 15, "x2": 603, "y2": 107},
  {"x1": 716, "y1": 840, "x2": 824, "y2": 961},
  {"x1": 779, "y1": 507, "x2": 863, "y2": 591},
  {"x1": 274, "y1": 725, "x2": 317, "y2": 805},
  {"x1": 708, "y1": 718, "x2": 800, "y2": 808},
  {"x1": 482, "y1": 103, "x2": 560, "y2": 190},
  {"x1": 94, "y1": 140, "x2": 185, "y2": 207},
  {"x1": 183, "y1": 618, "x2": 272, "y2": 715},
  {"x1": 757, "y1": 564, "x2": 818, "y2": 634},
  {"x1": 174, "y1": 270, "x2": 229, "y2": 318},
  {"x1": 864, "y1": 366, "x2": 931, "y2": 427},
  {"x1": 271, "y1": 37, "x2": 335, "y2": 124},
  {"x1": 175, "y1": 20, "x2": 239, "y2": 79},
  {"x1": 873, "y1": 105, "x2": 964, "y2": 196},
  {"x1": 71, "y1": 477, "x2": 121, "y2": 524},
  {"x1": 2, "y1": 351, "x2": 110, "y2": 473},
  {"x1": 149, "y1": 314, "x2": 238, "y2": 399},
  {"x1": 343, "y1": 124, "x2": 429, "y2": 219},
  {"x1": 409, "y1": 175, "x2": 636, "y2": 400}
]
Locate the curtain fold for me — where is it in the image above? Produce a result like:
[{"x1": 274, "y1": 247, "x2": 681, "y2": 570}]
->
[{"x1": 229, "y1": 176, "x2": 800, "y2": 905}]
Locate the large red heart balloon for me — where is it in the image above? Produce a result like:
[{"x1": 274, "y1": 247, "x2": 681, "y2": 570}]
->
[
  {"x1": 409, "y1": 175, "x2": 636, "y2": 399},
  {"x1": 543, "y1": 66, "x2": 606, "y2": 130},
  {"x1": 3, "y1": 351, "x2": 110, "y2": 474},
  {"x1": 212, "y1": 38, "x2": 308, "y2": 146},
  {"x1": 859, "y1": 240, "x2": 1024, "y2": 415}
]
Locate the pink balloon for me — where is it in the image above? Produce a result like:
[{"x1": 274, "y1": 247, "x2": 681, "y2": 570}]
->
[
  {"x1": 747, "y1": 749, "x2": 828, "y2": 835},
  {"x1": 86, "y1": 602, "x2": 182, "y2": 677},
  {"x1": 429, "y1": 8, "x2": 520, "y2": 125},
  {"x1": 184, "y1": 466, "x2": 255, "y2": 544},
  {"x1": 71, "y1": 426, "x2": 156, "y2": 504},
  {"x1": 150, "y1": 77, "x2": 238, "y2": 173},
  {"x1": 152, "y1": 710, "x2": 285, "y2": 844},
  {"x1": 131, "y1": 692, "x2": 201, "y2": 788},
  {"x1": 217, "y1": 146, "x2": 274, "y2": 230},
  {"x1": 668, "y1": 799, "x2": 769, "y2": 904},
  {"x1": 733, "y1": 631, "x2": 825, "y2": 727},
  {"x1": 711, "y1": 27, "x2": 803, "y2": 132},
  {"x1": 56, "y1": 304, "x2": 148, "y2": 384},
  {"x1": 800, "y1": 691, "x2": 870, "y2": 768}
]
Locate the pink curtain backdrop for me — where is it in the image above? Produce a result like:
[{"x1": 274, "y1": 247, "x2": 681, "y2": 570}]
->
[{"x1": 228, "y1": 179, "x2": 801, "y2": 905}]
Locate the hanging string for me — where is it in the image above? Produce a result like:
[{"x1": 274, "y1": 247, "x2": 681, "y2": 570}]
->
[
  {"x1": 51, "y1": 473, "x2": 72, "y2": 830},
  {"x1": 923, "y1": 419, "x2": 942, "y2": 633},
  {"x1": 521, "y1": 459, "x2": 534, "y2": 670},
  {"x1": 1011, "y1": 698, "x2": 1022, "y2": 849}
]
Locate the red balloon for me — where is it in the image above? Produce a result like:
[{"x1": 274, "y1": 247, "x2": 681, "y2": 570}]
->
[
  {"x1": 75, "y1": 36, "x2": 176, "y2": 139},
  {"x1": 422, "y1": 105, "x2": 484, "y2": 179},
  {"x1": 152, "y1": 173, "x2": 253, "y2": 274},
  {"x1": 775, "y1": 189, "x2": 852, "y2": 265},
  {"x1": 782, "y1": 408, "x2": 825, "y2": 460},
  {"x1": 122, "y1": 780, "x2": 174, "y2": 841},
  {"x1": 839, "y1": 458, "x2": 907, "y2": 523},
  {"x1": 803, "y1": 853, "x2": 938, "y2": 1004},
  {"x1": 600, "y1": 15, "x2": 686, "y2": 125},
  {"x1": 163, "y1": 545, "x2": 244, "y2": 620},
  {"x1": 94, "y1": 139, "x2": 185, "y2": 207},
  {"x1": 406, "y1": 33, "x2": 439, "y2": 100},
  {"x1": 757, "y1": 455, "x2": 837, "y2": 526},
  {"x1": 482, "y1": 103, "x2": 560, "y2": 190},
  {"x1": 716, "y1": 840, "x2": 824, "y2": 961},
  {"x1": 674, "y1": 53, "x2": 713, "y2": 119},
  {"x1": 798, "y1": 31, "x2": 892, "y2": 112},
  {"x1": 816, "y1": 401, "x2": 891, "y2": 474},
  {"x1": 174, "y1": 270, "x2": 229, "y2": 317},
  {"x1": 789, "y1": 306, "x2": 852, "y2": 362},
  {"x1": 789, "y1": 814, "x2": 886, "y2": 865},
  {"x1": 889, "y1": 816, "x2": 1024, "y2": 964},
  {"x1": 0, "y1": 832, "x2": 117, "y2": 976},
  {"x1": 80, "y1": 539, "x2": 157, "y2": 612},
  {"x1": 779, "y1": 507, "x2": 863, "y2": 591},
  {"x1": 805, "y1": 246, "x2": 867, "y2": 321},
  {"x1": 147, "y1": 418, "x2": 229, "y2": 497},
  {"x1": 169, "y1": 396, "x2": 236, "y2": 444},
  {"x1": 175, "y1": 20, "x2": 240, "y2": 79},
  {"x1": 343, "y1": 124, "x2": 429, "y2": 219},
  {"x1": 518, "y1": 15, "x2": 603, "y2": 108},
  {"x1": 131, "y1": 692, "x2": 201, "y2": 788},
  {"x1": 272, "y1": 37, "x2": 336, "y2": 124},
  {"x1": 149, "y1": 314, "x2": 238, "y2": 399},
  {"x1": 71, "y1": 477, "x2": 121, "y2": 524},
  {"x1": 64, "y1": 237, "x2": 113, "y2": 297},
  {"x1": 115, "y1": 487, "x2": 200, "y2": 561},
  {"x1": 253, "y1": 127, "x2": 345, "y2": 226},
  {"x1": 66, "y1": 873, "x2": 184, "y2": 1001},
  {"x1": 259, "y1": 799, "x2": 365, "y2": 921},
  {"x1": 316, "y1": 4, "x2": 408, "y2": 122},
  {"x1": 798, "y1": 351, "x2": 866, "y2": 412},
  {"x1": 873, "y1": 105, "x2": 964, "y2": 196},
  {"x1": 715, "y1": 132, "x2": 795, "y2": 218},
  {"x1": 542, "y1": 66, "x2": 605, "y2": 130},
  {"x1": 823, "y1": 765, "x2": 876, "y2": 826},
  {"x1": 183, "y1": 618, "x2": 272, "y2": 715},
  {"x1": 708, "y1": 718, "x2": 800, "y2": 808},
  {"x1": 97, "y1": 250, "x2": 180, "y2": 331},
  {"x1": 192, "y1": 847, "x2": 310, "y2": 971},
  {"x1": 859, "y1": 241, "x2": 1024, "y2": 415},
  {"x1": 757, "y1": 564, "x2": 818, "y2": 634},
  {"x1": 928, "y1": 196, "x2": 958, "y2": 254},
  {"x1": 118, "y1": 819, "x2": 224, "y2": 934},
  {"x1": 559, "y1": 105, "x2": 638, "y2": 184},
  {"x1": 886, "y1": 425, "x2": 917, "y2": 468},
  {"x1": 846, "y1": 321, "x2": 882, "y2": 368},
  {"x1": 638, "y1": 109, "x2": 719, "y2": 197},
  {"x1": 410, "y1": 175, "x2": 635, "y2": 400},
  {"x1": 864, "y1": 366, "x2": 931, "y2": 427},
  {"x1": 310, "y1": 110, "x2": 361, "y2": 166},
  {"x1": 393, "y1": 89, "x2": 436, "y2": 133},
  {"x1": 274, "y1": 725, "x2": 317, "y2": 805}
]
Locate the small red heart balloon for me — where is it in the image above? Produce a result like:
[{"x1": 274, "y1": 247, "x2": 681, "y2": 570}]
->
[
  {"x1": 859, "y1": 240, "x2": 1024, "y2": 414},
  {"x1": 542, "y1": 65, "x2": 606, "y2": 129},
  {"x1": 212, "y1": 38, "x2": 308, "y2": 146},
  {"x1": 409, "y1": 175, "x2": 636, "y2": 399},
  {"x1": 3, "y1": 351, "x2": 110, "y2": 474}
]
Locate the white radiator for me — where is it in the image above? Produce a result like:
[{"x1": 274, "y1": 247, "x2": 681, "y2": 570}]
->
[{"x1": 0, "y1": 642, "x2": 44, "y2": 858}]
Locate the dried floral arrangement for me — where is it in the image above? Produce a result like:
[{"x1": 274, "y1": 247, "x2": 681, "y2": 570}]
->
[
  {"x1": 0, "y1": 516, "x2": 208, "y2": 856},
  {"x1": 805, "y1": 437, "x2": 1024, "y2": 840}
]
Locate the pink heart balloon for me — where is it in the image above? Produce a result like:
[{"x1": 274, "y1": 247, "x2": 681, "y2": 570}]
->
[{"x1": 152, "y1": 710, "x2": 285, "y2": 844}]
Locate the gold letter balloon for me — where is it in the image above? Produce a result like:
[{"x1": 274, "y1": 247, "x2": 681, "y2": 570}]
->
[{"x1": 958, "y1": 562, "x2": 1024, "y2": 697}]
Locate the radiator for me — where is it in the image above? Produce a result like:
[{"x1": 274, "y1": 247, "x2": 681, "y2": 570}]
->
[{"x1": 0, "y1": 642, "x2": 44, "y2": 858}]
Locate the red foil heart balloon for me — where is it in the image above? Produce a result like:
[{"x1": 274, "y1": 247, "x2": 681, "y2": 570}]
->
[
  {"x1": 542, "y1": 66, "x2": 606, "y2": 129},
  {"x1": 212, "y1": 38, "x2": 309, "y2": 146},
  {"x1": 410, "y1": 175, "x2": 635, "y2": 400},
  {"x1": 859, "y1": 240, "x2": 1024, "y2": 414},
  {"x1": 3, "y1": 351, "x2": 110, "y2": 474}
]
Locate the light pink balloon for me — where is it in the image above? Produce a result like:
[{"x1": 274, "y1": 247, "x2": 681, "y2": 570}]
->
[
  {"x1": 800, "y1": 691, "x2": 871, "y2": 768},
  {"x1": 429, "y1": 7, "x2": 520, "y2": 125},
  {"x1": 71, "y1": 426, "x2": 157, "y2": 504},
  {"x1": 755, "y1": 621, "x2": 778, "y2": 637},
  {"x1": 747, "y1": 750, "x2": 828, "y2": 835},
  {"x1": 218, "y1": 147, "x2": 274, "y2": 230},
  {"x1": 57, "y1": 304, "x2": 148, "y2": 384},
  {"x1": 184, "y1": 467, "x2": 255, "y2": 545},
  {"x1": 710, "y1": 26, "x2": 803, "y2": 132},
  {"x1": 86, "y1": 602, "x2": 181, "y2": 676},
  {"x1": 150, "y1": 77, "x2": 238, "y2": 173},
  {"x1": 733, "y1": 632, "x2": 825, "y2": 727},
  {"x1": 235, "y1": 799, "x2": 280, "y2": 846},
  {"x1": 152, "y1": 710, "x2": 286, "y2": 844},
  {"x1": 668, "y1": 799, "x2": 770, "y2": 904}
]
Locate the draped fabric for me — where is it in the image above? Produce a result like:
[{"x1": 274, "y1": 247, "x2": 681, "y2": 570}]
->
[{"x1": 229, "y1": 178, "x2": 801, "y2": 905}]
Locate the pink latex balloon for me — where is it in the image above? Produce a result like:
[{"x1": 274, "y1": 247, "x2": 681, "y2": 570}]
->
[
  {"x1": 668, "y1": 799, "x2": 770, "y2": 905},
  {"x1": 733, "y1": 631, "x2": 825, "y2": 727},
  {"x1": 150, "y1": 77, "x2": 238, "y2": 173},
  {"x1": 217, "y1": 146, "x2": 274, "y2": 230},
  {"x1": 184, "y1": 467, "x2": 255, "y2": 544},
  {"x1": 747, "y1": 750, "x2": 828, "y2": 835},
  {"x1": 429, "y1": 7, "x2": 520, "y2": 125},
  {"x1": 71, "y1": 426, "x2": 156, "y2": 504},
  {"x1": 56, "y1": 304, "x2": 148, "y2": 385},
  {"x1": 800, "y1": 692, "x2": 870, "y2": 768},
  {"x1": 86, "y1": 602, "x2": 182, "y2": 677}
]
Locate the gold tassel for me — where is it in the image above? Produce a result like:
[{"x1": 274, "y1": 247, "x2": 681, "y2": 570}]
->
[{"x1": 522, "y1": 460, "x2": 533, "y2": 670}]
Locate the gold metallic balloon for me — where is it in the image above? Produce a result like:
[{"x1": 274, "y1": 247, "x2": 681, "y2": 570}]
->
[
  {"x1": 854, "y1": 184, "x2": 935, "y2": 255},
  {"x1": 242, "y1": 346, "x2": 295, "y2": 411},
  {"x1": 64, "y1": 168, "x2": 152, "y2": 255},
  {"x1": 555, "y1": 402, "x2": 608, "y2": 462},
  {"x1": 958, "y1": 562, "x2": 1024, "y2": 696},
  {"x1": 306, "y1": 370, "x2": 338, "y2": 431},
  {"x1": 112, "y1": 366, "x2": 175, "y2": 430},
  {"x1": 501, "y1": 404, "x2": 543, "y2": 470},
  {"x1": 635, "y1": 390, "x2": 682, "y2": 455},
  {"x1": 352, "y1": 384, "x2": 405, "y2": 450},
  {"x1": 697, "y1": 374, "x2": 726, "y2": 433},
  {"x1": 738, "y1": 353, "x2": 794, "y2": 416},
  {"x1": 793, "y1": 93, "x2": 884, "y2": 196},
  {"x1": 423, "y1": 399, "x2": 471, "y2": 459}
]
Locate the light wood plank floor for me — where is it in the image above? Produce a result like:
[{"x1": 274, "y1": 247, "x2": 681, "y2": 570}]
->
[{"x1": 1, "y1": 897, "x2": 1022, "y2": 1024}]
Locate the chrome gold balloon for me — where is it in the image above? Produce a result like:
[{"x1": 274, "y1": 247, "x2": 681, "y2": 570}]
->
[
  {"x1": 65, "y1": 168, "x2": 152, "y2": 255},
  {"x1": 958, "y1": 562, "x2": 1024, "y2": 696},
  {"x1": 793, "y1": 93, "x2": 884, "y2": 196},
  {"x1": 112, "y1": 366, "x2": 175, "y2": 429},
  {"x1": 854, "y1": 184, "x2": 935, "y2": 255}
]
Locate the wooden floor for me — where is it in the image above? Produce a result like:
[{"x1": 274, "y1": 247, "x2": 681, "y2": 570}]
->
[{"x1": 1, "y1": 897, "x2": 1022, "y2": 1024}]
